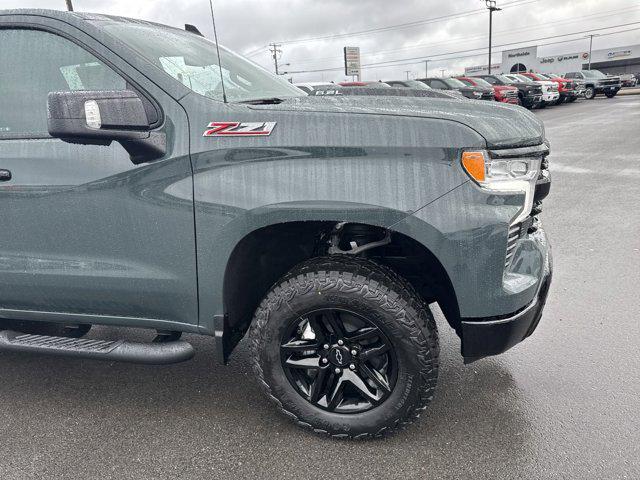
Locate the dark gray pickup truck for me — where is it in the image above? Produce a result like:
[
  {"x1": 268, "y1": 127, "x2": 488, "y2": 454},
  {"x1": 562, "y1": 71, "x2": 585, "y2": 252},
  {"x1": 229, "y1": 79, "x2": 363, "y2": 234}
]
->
[
  {"x1": 0, "y1": 10, "x2": 552, "y2": 438},
  {"x1": 564, "y1": 70, "x2": 621, "y2": 99}
]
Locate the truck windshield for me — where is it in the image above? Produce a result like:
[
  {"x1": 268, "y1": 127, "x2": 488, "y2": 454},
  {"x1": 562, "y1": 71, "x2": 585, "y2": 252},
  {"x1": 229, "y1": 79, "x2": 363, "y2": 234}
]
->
[
  {"x1": 582, "y1": 70, "x2": 607, "y2": 79},
  {"x1": 469, "y1": 77, "x2": 492, "y2": 88},
  {"x1": 95, "y1": 18, "x2": 305, "y2": 103},
  {"x1": 405, "y1": 80, "x2": 430, "y2": 89},
  {"x1": 511, "y1": 74, "x2": 534, "y2": 83},
  {"x1": 442, "y1": 78, "x2": 467, "y2": 88},
  {"x1": 494, "y1": 75, "x2": 515, "y2": 84}
]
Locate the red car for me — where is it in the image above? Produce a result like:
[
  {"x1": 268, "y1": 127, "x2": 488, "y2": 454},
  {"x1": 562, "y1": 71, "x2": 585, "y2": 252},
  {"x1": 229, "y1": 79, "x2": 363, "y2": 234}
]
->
[
  {"x1": 519, "y1": 72, "x2": 579, "y2": 104},
  {"x1": 456, "y1": 76, "x2": 519, "y2": 104}
]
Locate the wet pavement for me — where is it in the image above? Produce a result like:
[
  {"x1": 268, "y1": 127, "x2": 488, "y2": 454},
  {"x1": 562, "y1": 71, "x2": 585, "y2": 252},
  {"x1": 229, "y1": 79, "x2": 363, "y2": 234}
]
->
[{"x1": 0, "y1": 95, "x2": 638, "y2": 479}]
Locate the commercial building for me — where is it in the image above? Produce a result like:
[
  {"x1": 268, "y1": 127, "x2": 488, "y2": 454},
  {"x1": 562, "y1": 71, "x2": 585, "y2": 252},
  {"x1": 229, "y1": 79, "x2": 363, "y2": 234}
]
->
[{"x1": 465, "y1": 43, "x2": 640, "y2": 76}]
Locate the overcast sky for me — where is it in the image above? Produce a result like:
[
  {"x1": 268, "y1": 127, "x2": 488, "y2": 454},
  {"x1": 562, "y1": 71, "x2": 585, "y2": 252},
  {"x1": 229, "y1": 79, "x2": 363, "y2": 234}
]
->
[{"x1": 2, "y1": 0, "x2": 639, "y2": 81}]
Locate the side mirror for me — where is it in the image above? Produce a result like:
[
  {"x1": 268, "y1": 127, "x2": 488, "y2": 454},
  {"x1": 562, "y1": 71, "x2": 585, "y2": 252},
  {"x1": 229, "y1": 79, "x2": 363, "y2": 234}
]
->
[{"x1": 47, "y1": 90, "x2": 166, "y2": 164}]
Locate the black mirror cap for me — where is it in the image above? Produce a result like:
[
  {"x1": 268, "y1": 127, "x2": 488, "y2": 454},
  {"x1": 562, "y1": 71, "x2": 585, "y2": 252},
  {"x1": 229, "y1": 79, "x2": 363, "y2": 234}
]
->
[{"x1": 47, "y1": 90, "x2": 165, "y2": 164}]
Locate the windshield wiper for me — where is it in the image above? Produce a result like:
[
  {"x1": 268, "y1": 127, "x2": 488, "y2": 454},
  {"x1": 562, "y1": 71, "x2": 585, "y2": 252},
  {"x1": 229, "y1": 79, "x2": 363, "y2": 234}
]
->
[{"x1": 239, "y1": 97, "x2": 285, "y2": 105}]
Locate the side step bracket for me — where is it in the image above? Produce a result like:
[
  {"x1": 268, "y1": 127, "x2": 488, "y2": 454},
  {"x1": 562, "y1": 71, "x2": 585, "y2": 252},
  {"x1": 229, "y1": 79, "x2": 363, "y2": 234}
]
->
[{"x1": 0, "y1": 330, "x2": 194, "y2": 365}]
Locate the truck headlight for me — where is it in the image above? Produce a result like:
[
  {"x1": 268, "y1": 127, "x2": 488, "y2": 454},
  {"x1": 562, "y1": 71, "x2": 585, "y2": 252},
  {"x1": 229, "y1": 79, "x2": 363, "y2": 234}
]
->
[{"x1": 461, "y1": 150, "x2": 541, "y2": 225}]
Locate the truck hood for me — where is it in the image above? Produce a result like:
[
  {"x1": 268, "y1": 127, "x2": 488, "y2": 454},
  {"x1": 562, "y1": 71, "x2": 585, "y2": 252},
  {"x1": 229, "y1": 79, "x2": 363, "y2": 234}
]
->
[{"x1": 248, "y1": 95, "x2": 544, "y2": 148}]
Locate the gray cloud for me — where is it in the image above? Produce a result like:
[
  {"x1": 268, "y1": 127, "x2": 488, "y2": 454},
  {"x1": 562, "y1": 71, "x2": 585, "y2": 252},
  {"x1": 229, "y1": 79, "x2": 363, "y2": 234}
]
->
[{"x1": 2, "y1": 0, "x2": 639, "y2": 81}]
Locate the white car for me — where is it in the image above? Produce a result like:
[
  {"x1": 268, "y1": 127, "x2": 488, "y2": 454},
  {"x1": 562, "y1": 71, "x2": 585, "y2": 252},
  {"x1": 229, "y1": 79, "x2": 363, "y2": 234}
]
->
[
  {"x1": 293, "y1": 82, "x2": 339, "y2": 94},
  {"x1": 505, "y1": 74, "x2": 560, "y2": 106}
]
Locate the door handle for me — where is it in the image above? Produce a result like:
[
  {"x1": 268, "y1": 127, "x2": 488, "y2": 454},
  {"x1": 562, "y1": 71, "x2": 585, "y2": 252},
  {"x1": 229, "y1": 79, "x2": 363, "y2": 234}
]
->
[{"x1": 0, "y1": 169, "x2": 11, "y2": 181}]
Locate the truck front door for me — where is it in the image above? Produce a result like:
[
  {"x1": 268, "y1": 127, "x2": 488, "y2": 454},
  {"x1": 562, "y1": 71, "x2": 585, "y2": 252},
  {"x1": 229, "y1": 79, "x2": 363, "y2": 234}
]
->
[{"x1": 0, "y1": 25, "x2": 198, "y2": 329}]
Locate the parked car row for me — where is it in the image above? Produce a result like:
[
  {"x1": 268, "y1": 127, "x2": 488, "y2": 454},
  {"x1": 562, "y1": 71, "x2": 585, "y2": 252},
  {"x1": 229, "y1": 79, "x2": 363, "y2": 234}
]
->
[
  {"x1": 518, "y1": 72, "x2": 582, "y2": 104},
  {"x1": 294, "y1": 69, "x2": 622, "y2": 108}
]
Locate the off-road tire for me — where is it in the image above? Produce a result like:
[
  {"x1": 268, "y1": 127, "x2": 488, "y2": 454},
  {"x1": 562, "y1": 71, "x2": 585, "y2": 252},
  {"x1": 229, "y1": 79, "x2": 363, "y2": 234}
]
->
[{"x1": 249, "y1": 255, "x2": 439, "y2": 438}]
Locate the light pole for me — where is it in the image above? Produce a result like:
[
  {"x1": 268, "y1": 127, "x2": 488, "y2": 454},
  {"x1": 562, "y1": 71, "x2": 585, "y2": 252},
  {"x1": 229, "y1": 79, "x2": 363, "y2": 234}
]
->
[
  {"x1": 585, "y1": 34, "x2": 599, "y2": 70},
  {"x1": 484, "y1": 0, "x2": 501, "y2": 74},
  {"x1": 440, "y1": 69, "x2": 446, "y2": 78},
  {"x1": 424, "y1": 59, "x2": 430, "y2": 78},
  {"x1": 65, "y1": 0, "x2": 73, "y2": 11},
  {"x1": 404, "y1": 70, "x2": 411, "y2": 80},
  {"x1": 269, "y1": 43, "x2": 282, "y2": 75}
]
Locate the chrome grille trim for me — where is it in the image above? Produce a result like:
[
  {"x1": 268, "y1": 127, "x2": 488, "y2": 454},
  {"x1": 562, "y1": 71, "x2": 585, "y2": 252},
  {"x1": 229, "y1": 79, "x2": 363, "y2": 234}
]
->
[
  {"x1": 505, "y1": 223, "x2": 521, "y2": 268},
  {"x1": 488, "y1": 143, "x2": 549, "y2": 160}
]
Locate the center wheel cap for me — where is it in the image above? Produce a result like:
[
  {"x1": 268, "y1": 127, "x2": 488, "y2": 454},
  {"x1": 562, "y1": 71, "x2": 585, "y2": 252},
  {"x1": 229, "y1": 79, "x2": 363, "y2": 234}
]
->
[{"x1": 328, "y1": 346, "x2": 352, "y2": 367}]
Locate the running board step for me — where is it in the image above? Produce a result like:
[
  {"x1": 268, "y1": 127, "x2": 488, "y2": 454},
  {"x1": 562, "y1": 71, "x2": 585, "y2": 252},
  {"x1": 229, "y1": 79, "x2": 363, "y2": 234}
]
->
[{"x1": 0, "y1": 330, "x2": 194, "y2": 365}]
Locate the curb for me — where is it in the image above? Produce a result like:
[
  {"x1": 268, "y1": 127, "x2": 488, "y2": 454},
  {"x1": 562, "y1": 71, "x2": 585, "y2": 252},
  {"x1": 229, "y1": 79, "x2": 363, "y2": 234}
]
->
[{"x1": 618, "y1": 88, "x2": 640, "y2": 96}]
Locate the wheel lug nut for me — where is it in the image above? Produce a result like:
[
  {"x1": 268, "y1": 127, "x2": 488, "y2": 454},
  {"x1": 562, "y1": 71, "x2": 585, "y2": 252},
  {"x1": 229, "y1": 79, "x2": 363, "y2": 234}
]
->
[
  {"x1": 351, "y1": 349, "x2": 357, "y2": 356},
  {"x1": 337, "y1": 339, "x2": 344, "y2": 346},
  {"x1": 322, "y1": 358, "x2": 328, "y2": 364},
  {"x1": 334, "y1": 368, "x2": 341, "y2": 374},
  {"x1": 323, "y1": 344, "x2": 329, "y2": 350},
  {"x1": 349, "y1": 364, "x2": 356, "y2": 370}
]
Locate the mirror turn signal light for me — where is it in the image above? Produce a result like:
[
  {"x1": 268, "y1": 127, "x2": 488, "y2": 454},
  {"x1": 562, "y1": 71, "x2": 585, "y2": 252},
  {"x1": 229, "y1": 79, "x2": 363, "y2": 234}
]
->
[{"x1": 461, "y1": 151, "x2": 486, "y2": 182}]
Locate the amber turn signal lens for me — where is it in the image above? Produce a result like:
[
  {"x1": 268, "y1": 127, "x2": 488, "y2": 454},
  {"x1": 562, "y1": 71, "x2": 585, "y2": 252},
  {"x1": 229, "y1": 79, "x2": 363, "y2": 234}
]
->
[{"x1": 461, "y1": 151, "x2": 486, "y2": 182}]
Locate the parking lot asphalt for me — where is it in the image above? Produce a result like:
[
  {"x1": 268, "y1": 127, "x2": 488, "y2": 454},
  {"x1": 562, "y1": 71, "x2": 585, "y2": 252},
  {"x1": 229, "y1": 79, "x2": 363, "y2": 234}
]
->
[{"x1": 0, "y1": 95, "x2": 638, "y2": 480}]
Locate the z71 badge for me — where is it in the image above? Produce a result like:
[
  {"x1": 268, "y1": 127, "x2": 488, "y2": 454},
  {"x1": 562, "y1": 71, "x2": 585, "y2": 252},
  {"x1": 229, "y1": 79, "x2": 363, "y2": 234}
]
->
[{"x1": 203, "y1": 121, "x2": 276, "y2": 137}]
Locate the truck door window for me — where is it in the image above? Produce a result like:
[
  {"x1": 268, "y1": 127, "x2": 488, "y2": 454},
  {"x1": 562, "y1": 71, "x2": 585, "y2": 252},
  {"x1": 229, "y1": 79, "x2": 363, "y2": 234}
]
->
[{"x1": 0, "y1": 29, "x2": 126, "y2": 138}]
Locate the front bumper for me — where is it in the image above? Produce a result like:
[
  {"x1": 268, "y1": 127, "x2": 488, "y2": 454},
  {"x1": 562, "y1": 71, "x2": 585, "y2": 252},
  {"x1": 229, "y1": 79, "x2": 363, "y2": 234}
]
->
[
  {"x1": 521, "y1": 93, "x2": 542, "y2": 107},
  {"x1": 595, "y1": 84, "x2": 621, "y2": 93},
  {"x1": 541, "y1": 91, "x2": 560, "y2": 102},
  {"x1": 461, "y1": 243, "x2": 552, "y2": 362}
]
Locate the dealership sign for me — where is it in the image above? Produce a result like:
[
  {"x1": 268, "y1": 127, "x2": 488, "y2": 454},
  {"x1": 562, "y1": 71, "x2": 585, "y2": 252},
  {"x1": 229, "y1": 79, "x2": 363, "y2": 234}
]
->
[
  {"x1": 607, "y1": 50, "x2": 632, "y2": 59},
  {"x1": 465, "y1": 64, "x2": 500, "y2": 73},
  {"x1": 540, "y1": 53, "x2": 583, "y2": 64},
  {"x1": 502, "y1": 46, "x2": 538, "y2": 66},
  {"x1": 343, "y1": 46, "x2": 361, "y2": 76}
]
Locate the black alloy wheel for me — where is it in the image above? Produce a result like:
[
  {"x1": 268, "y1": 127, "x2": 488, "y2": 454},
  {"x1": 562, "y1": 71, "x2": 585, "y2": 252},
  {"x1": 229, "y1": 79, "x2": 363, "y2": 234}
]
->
[
  {"x1": 280, "y1": 308, "x2": 397, "y2": 414},
  {"x1": 250, "y1": 255, "x2": 439, "y2": 438}
]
